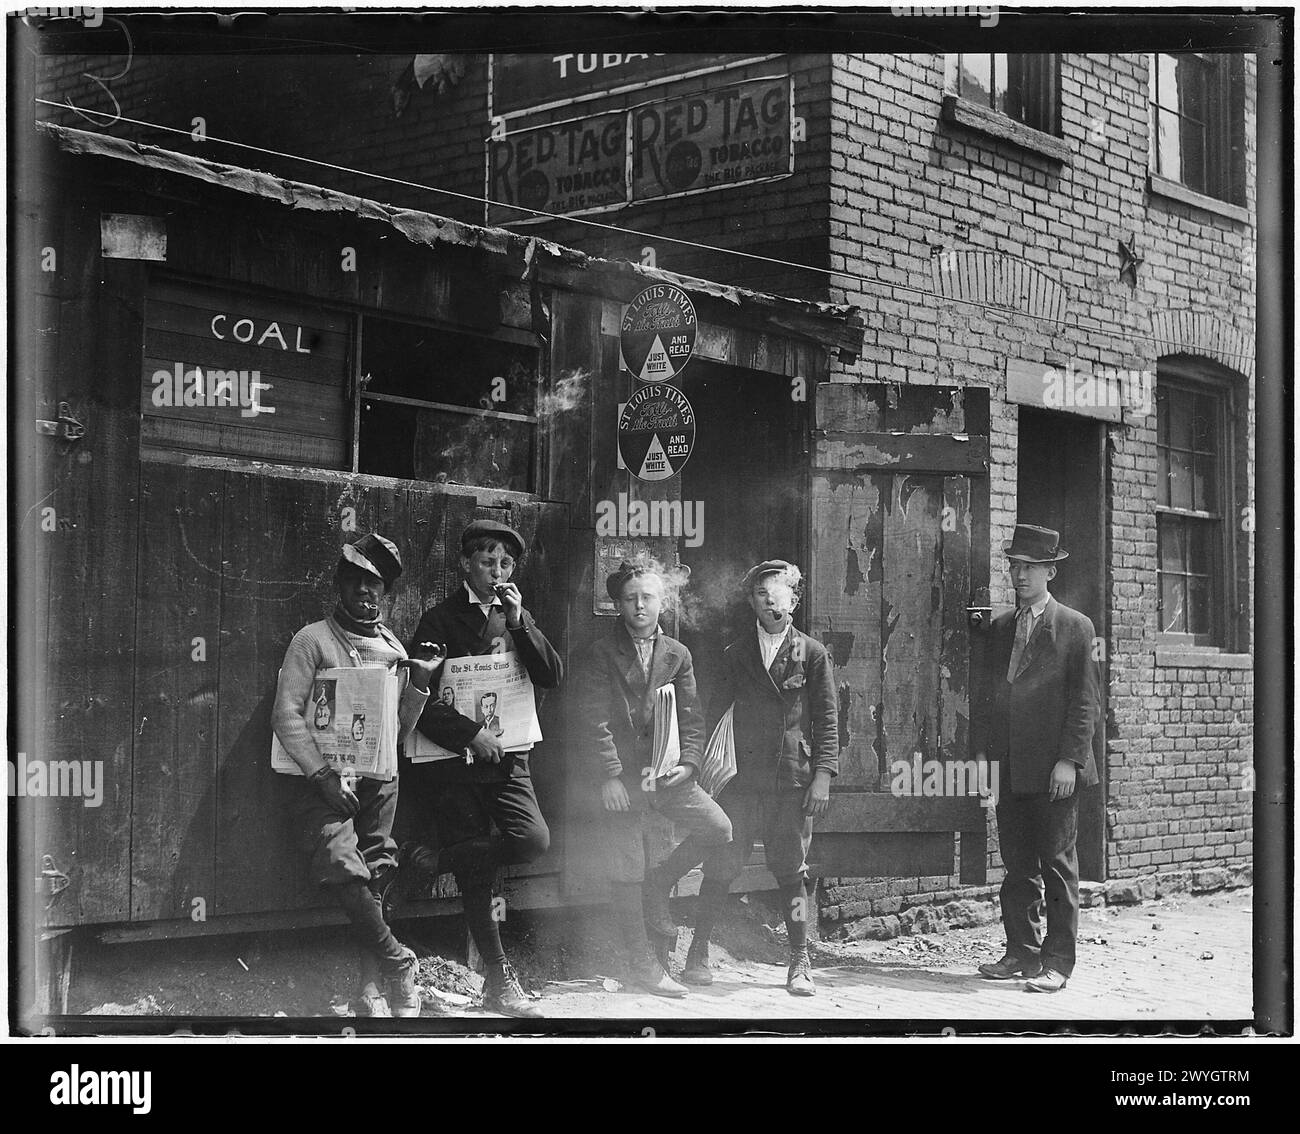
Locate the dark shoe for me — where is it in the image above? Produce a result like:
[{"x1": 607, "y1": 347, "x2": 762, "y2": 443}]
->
[
  {"x1": 1025, "y1": 968, "x2": 1069, "y2": 993},
  {"x1": 978, "y1": 954, "x2": 1043, "y2": 980},
  {"x1": 681, "y1": 942, "x2": 713, "y2": 986},
  {"x1": 628, "y1": 952, "x2": 688, "y2": 998},
  {"x1": 382, "y1": 947, "x2": 421, "y2": 1018},
  {"x1": 786, "y1": 946, "x2": 815, "y2": 997},
  {"x1": 642, "y1": 871, "x2": 678, "y2": 939},
  {"x1": 483, "y1": 959, "x2": 543, "y2": 1019}
]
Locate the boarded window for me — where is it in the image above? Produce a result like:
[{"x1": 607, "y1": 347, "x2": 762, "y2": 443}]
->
[{"x1": 141, "y1": 278, "x2": 350, "y2": 467}]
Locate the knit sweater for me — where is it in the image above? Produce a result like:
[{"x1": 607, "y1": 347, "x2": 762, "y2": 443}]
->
[{"x1": 271, "y1": 615, "x2": 429, "y2": 776}]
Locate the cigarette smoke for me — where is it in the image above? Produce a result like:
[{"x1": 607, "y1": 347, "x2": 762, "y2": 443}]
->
[{"x1": 536, "y1": 368, "x2": 588, "y2": 420}]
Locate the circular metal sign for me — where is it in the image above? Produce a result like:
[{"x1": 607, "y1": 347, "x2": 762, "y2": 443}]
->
[
  {"x1": 620, "y1": 284, "x2": 697, "y2": 382},
  {"x1": 617, "y1": 383, "x2": 696, "y2": 482}
]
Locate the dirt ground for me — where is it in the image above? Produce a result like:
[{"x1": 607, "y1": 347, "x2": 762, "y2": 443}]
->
[{"x1": 59, "y1": 886, "x2": 1253, "y2": 1027}]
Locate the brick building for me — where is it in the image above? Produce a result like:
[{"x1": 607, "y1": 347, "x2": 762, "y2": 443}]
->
[{"x1": 24, "y1": 35, "x2": 1256, "y2": 937}]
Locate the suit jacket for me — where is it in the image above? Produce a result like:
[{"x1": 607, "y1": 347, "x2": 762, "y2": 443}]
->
[
  {"x1": 980, "y1": 596, "x2": 1101, "y2": 795},
  {"x1": 407, "y1": 588, "x2": 563, "y2": 783},
  {"x1": 713, "y1": 625, "x2": 839, "y2": 795},
  {"x1": 572, "y1": 625, "x2": 705, "y2": 804}
]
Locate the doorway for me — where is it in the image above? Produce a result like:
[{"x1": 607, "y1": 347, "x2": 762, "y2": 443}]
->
[
  {"x1": 675, "y1": 361, "x2": 809, "y2": 701},
  {"x1": 1016, "y1": 407, "x2": 1108, "y2": 881}
]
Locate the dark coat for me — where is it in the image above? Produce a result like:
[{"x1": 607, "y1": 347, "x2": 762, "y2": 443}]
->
[
  {"x1": 981, "y1": 596, "x2": 1101, "y2": 795},
  {"x1": 407, "y1": 587, "x2": 563, "y2": 783},
  {"x1": 714, "y1": 625, "x2": 839, "y2": 794},
  {"x1": 572, "y1": 625, "x2": 705, "y2": 798}
]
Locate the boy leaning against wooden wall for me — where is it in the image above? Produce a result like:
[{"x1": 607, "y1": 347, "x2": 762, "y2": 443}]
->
[
  {"x1": 572, "y1": 562, "x2": 733, "y2": 997},
  {"x1": 271, "y1": 534, "x2": 441, "y2": 1017},
  {"x1": 693, "y1": 560, "x2": 839, "y2": 996}
]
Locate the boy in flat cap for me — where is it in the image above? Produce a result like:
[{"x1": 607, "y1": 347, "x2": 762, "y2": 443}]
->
[
  {"x1": 976, "y1": 524, "x2": 1100, "y2": 992},
  {"x1": 401, "y1": 519, "x2": 562, "y2": 1017},
  {"x1": 573, "y1": 562, "x2": 733, "y2": 997},
  {"x1": 272, "y1": 533, "x2": 441, "y2": 1017},
  {"x1": 692, "y1": 560, "x2": 838, "y2": 995}
]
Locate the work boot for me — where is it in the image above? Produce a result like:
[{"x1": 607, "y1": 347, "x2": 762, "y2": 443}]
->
[
  {"x1": 354, "y1": 977, "x2": 392, "y2": 1018},
  {"x1": 628, "y1": 947, "x2": 688, "y2": 998},
  {"x1": 642, "y1": 868, "x2": 677, "y2": 938},
  {"x1": 681, "y1": 939, "x2": 713, "y2": 986},
  {"x1": 383, "y1": 946, "x2": 421, "y2": 1018},
  {"x1": 786, "y1": 945, "x2": 815, "y2": 997},
  {"x1": 483, "y1": 958, "x2": 543, "y2": 1019}
]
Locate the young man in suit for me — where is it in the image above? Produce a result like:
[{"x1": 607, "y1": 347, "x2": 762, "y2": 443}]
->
[
  {"x1": 976, "y1": 524, "x2": 1101, "y2": 993},
  {"x1": 572, "y1": 562, "x2": 733, "y2": 997},
  {"x1": 692, "y1": 560, "x2": 839, "y2": 995},
  {"x1": 400, "y1": 520, "x2": 563, "y2": 1017}
]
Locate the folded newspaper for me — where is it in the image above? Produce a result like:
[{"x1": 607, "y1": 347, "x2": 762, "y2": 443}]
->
[
  {"x1": 647, "y1": 683, "x2": 681, "y2": 779},
  {"x1": 409, "y1": 652, "x2": 542, "y2": 762},
  {"x1": 271, "y1": 666, "x2": 399, "y2": 781},
  {"x1": 697, "y1": 705, "x2": 737, "y2": 797}
]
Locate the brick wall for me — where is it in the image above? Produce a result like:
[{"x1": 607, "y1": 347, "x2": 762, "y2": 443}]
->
[{"x1": 821, "y1": 52, "x2": 1255, "y2": 900}]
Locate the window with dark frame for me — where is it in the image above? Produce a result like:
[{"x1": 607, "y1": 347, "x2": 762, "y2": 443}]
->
[
  {"x1": 1155, "y1": 377, "x2": 1231, "y2": 646},
  {"x1": 956, "y1": 54, "x2": 1059, "y2": 135},
  {"x1": 1149, "y1": 53, "x2": 1247, "y2": 205},
  {"x1": 356, "y1": 315, "x2": 539, "y2": 492}
]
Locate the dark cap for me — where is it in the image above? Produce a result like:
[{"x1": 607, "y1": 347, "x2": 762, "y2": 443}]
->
[
  {"x1": 1003, "y1": 524, "x2": 1069, "y2": 563},
  {"x1": 460, "y1": 520, "x2": 525, "y2": 560},
  {"x1": 741, "y1": 559, "x2": 803, "y2": 595},
  {"x1": 606, "y1": 560, "x2": 659, "y2": 602},
  {"x1": 339, "y1": 533, "x2": 403, "y2": 586}
]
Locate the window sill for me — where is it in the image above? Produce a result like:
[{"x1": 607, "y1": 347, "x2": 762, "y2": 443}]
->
[
  {"x1": 1147, "y1": 173, "x2": 1250, "y2": 224},
  {"x1": 1155, "y1": 646, "x2": 1252, "y2": 670},
  {"x1": 941, "y1": 94, "x2": 1070, "y2": 163}
]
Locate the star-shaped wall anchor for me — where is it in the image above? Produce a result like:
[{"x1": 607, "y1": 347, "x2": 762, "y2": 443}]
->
[{"x1": 1118, "y1": 236, "x2": 1144, "y2": 287}]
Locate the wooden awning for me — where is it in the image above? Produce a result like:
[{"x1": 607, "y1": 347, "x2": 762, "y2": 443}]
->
[{"x1": 37, "y1": 121, "x2": 865, "y2": 360}]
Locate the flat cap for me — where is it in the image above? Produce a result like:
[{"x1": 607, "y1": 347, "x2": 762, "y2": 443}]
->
[{"x1": 461, "y1": 519, "x2": 525, "y2": 559}]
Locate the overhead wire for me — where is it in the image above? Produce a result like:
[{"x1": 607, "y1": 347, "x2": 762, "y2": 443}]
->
[{"x1": 31, "y1": 97, "x2": 1257, "y2": 368}]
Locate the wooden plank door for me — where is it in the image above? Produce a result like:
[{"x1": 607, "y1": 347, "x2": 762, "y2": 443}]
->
[{"x1": 809, "y1": 384, "x2": 991, "y2": 884}]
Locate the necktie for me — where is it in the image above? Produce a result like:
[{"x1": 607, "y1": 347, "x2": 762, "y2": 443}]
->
[{"x1": 1007, "y1": 607, "x2": 1035, "y2": 681}]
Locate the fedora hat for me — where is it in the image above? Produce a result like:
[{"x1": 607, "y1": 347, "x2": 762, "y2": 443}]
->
[{"x1": 1003, "y1": 524, "x2": 1069, "y2": 563}]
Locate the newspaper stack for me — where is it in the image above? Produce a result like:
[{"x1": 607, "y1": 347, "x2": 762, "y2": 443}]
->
[
  {"x1": 697, "y1": 705, "x2": 737, "y2": 798},
  {"x1": 271, "y1": 667, "x2": 400, "y2": 781},
  {"x1": 648, "y1": 683, "x2": 681, "y2": 779}
]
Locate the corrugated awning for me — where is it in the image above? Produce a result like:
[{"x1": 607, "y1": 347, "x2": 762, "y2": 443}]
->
[{"x1": 36, "y1": 121, "x2": 864, "y2": 356}]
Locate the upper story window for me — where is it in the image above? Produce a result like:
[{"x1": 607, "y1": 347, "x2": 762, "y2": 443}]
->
[
  {"x1": 1149, "y1": 53, "x2": 1246, "y2": 206},
  {"x1": 1155, "y1": 371, "x2": 1236, "y2": 647},
  {"x1": 955, "y1": 54, "x2": 1059, "y2": 135}
]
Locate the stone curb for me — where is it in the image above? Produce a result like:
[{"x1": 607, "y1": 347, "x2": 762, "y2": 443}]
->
[{"x1": 829, "y1": 864, "x2": 1253, "y2": 941}]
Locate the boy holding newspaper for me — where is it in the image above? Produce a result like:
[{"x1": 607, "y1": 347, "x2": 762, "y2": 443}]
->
[
  {"x1": 271, "y1": 534, "x2": 441, "y2": 1017},
  {"x1": 573, "y1": 562, "x2": 732, "y2": 997}
]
